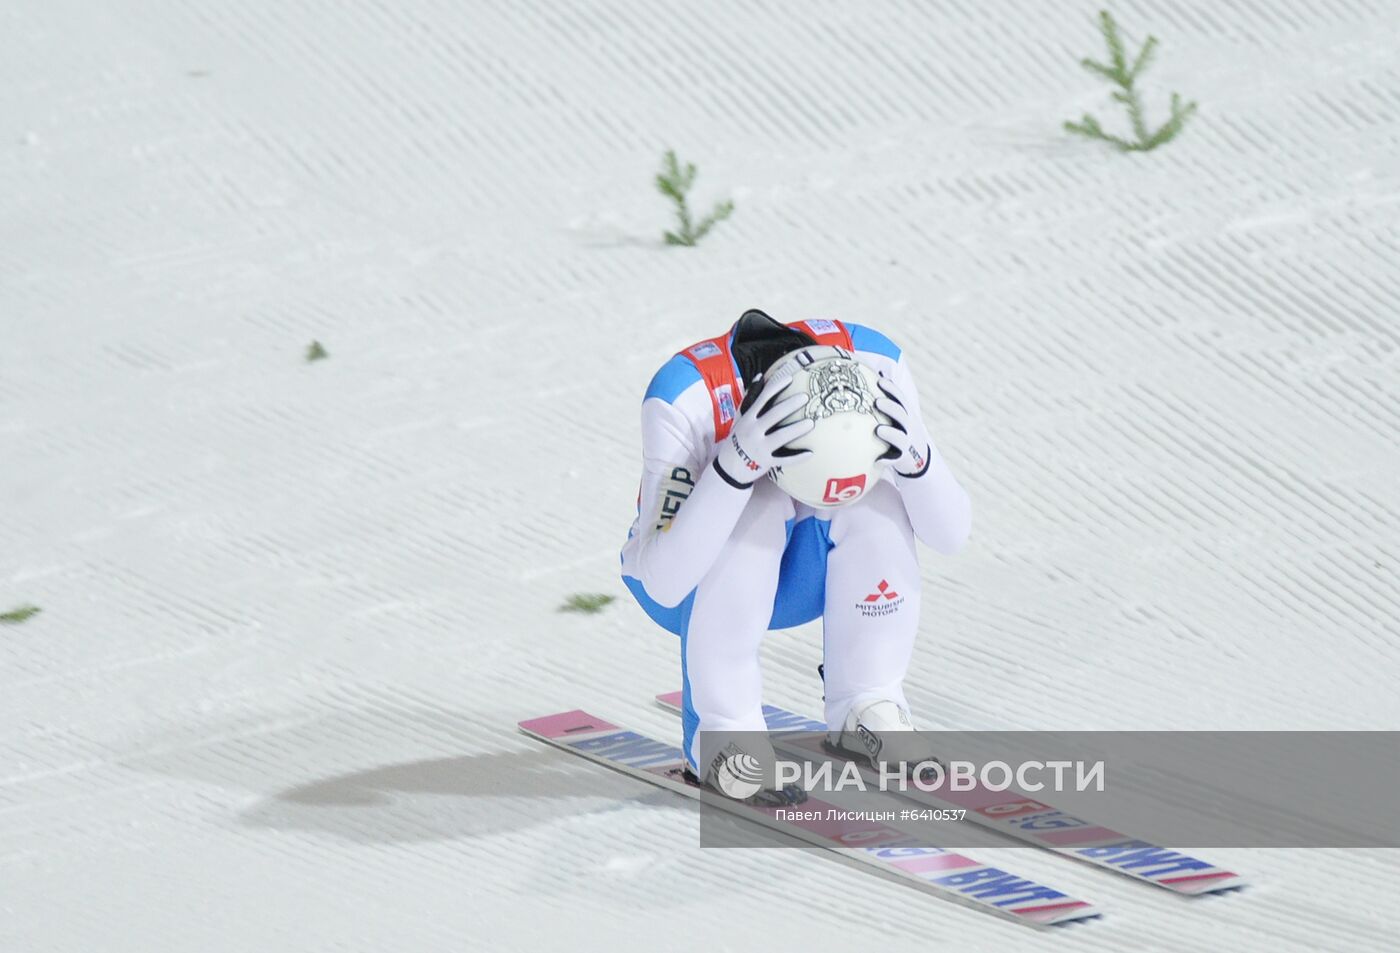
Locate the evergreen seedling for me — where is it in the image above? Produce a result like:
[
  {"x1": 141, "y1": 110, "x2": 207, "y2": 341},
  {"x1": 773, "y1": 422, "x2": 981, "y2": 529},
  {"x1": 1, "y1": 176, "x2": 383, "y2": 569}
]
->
[
  {"x1": 559, "y1": 593, "x2": 615, "y2": 614},
  {"x1": 1065, "y1": 10, "x2": 1197, "y2": 152},
  {"x1": 0, "y1": 605, "x2": 41, "y2": 624},
  {"x1": 306, "y1": 340, "x2": 329, "y2": 362},
  {"x1": 655, "y1": 150, "x2": 734, "y2": 246}
]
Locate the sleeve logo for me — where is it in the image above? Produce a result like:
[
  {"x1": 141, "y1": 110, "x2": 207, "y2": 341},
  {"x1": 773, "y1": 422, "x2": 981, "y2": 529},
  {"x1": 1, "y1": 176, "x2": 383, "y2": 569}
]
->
[{"x1": 653, "y1": 466, "x2": 696, "y2": 531}]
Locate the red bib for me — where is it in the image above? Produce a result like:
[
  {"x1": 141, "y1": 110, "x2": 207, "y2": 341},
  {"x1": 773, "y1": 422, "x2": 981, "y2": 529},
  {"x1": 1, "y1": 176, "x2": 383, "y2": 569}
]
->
[{"x1": 677, "y1": 319, "x2": 854, "y2": 441}]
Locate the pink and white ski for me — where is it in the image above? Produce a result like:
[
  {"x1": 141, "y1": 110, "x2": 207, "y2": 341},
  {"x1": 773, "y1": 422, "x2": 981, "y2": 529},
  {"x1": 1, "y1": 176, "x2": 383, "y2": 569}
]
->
[
  {"x1": 654, "y1": 691, "x2": 1244, "y2": 896},
  {"x1": 520, "y1": 708, "x2": 1100, "y2": 927}
]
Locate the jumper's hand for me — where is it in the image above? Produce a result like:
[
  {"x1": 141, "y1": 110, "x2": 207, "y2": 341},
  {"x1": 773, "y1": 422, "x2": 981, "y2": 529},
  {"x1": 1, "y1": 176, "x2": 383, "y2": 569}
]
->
[
  {"x1": 713, "y1": 369, "x2": 814, "y2": 487},
  {"x1": 874, "y1": 374, "x2": 932, "y2": 478}
]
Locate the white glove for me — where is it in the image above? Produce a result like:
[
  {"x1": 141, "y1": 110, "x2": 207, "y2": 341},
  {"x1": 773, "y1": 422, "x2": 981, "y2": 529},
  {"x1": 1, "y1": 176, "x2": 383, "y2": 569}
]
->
[
  {"x1": 873, "y1": 374, "x2": 933, "y2": 478},
  {"x1": 713, "y1": 370, "x2": 815, "y2": 487}
]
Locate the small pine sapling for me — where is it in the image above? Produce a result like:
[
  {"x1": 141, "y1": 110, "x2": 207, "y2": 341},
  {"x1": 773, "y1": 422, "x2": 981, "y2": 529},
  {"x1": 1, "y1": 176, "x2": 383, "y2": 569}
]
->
[
  {"x1": 559, "y1": 593, "x2": 615, "y2": 614},
  {"x1": 1065, "y1": 10, "x2": 1197, "y2": 152},
  {"x1": 0, "y1": 605, "x2": 41, "y2": 624},
  {"x1": 655, "y1": 150, "x2": 734, "y2": 247},
  {"x1": 305, "y1": 340, "x2": 329, "y2": 362}
]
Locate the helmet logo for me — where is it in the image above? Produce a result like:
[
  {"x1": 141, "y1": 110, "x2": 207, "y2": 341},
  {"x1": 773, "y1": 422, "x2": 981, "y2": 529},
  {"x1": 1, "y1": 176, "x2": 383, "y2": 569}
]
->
[
  {"x1": 806, "y1": 359, "x2": 874, "y2": 419},
  {"x1": 823, "y1": 475, "x2": 866, "y2": 503}
]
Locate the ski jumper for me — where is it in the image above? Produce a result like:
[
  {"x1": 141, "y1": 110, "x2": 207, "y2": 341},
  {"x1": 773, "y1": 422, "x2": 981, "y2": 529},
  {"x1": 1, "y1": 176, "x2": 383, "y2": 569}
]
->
[{"x1": 621, "y1": 318, "x2": 971, "y2": 770}]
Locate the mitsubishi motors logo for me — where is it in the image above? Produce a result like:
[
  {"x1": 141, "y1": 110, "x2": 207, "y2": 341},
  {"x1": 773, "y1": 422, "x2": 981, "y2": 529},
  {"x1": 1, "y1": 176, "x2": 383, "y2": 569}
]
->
[
  {"x1": 864, "y1": 580, "x2": 899, "y2": 602},
  {"x1": 857, "y1": 579, "x2": 904, "y2": 617}
]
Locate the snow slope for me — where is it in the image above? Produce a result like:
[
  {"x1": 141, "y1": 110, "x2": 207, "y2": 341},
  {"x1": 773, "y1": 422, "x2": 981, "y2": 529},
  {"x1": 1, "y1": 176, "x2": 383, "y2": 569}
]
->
[{"x1": 3, "y1": 0, "x2": 1398, "y2": 950}]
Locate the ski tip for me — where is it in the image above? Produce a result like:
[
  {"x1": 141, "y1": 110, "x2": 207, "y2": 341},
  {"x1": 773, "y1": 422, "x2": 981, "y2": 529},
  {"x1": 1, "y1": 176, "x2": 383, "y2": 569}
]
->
[
  {"x1": 518, "y1": 710, "x2": 620, "y2": 739},
  {"x1": 1163, "y1": 870, "x2": 1249, "y2": 895},
  {"x1": 1013, "y1": 899, "x2": 1101, "y2": 926},
  {"x1": 655, "y1": 690, "x2": 684, "y2": 708},
  {"x1": 1048, "y1": 909, "x2": 1105, "y2": 927}
]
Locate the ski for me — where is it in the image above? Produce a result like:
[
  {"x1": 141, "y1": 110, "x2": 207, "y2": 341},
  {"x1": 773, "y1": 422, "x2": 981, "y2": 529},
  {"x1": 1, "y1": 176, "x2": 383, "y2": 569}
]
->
[
  {"x1": 520, "y1": 709, "x2": 1100, "y2": 927},
  {"x1": 655, "y1": 692, "x2": 1244, "y2": 896}
]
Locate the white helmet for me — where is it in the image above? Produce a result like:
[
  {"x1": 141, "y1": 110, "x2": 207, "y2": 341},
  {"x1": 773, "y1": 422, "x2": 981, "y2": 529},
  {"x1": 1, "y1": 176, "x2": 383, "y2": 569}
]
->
[{"x1": 765, "y1": 345, "x2": 892, "y2": 508}]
